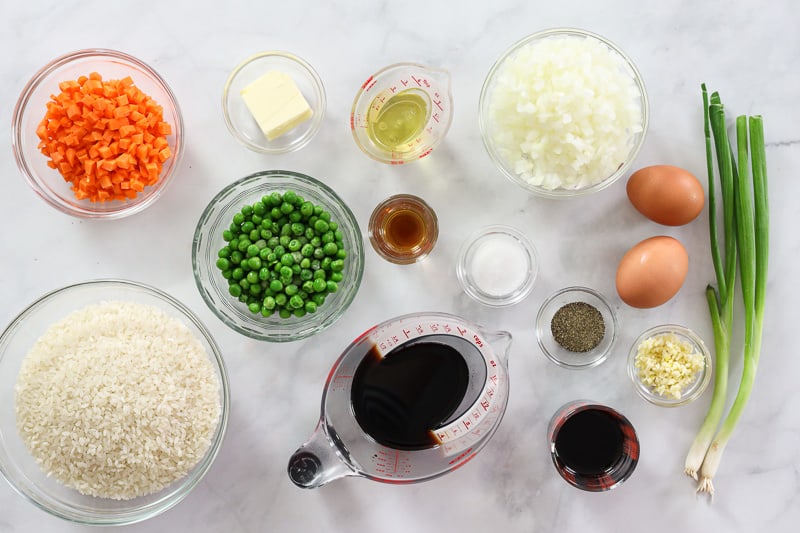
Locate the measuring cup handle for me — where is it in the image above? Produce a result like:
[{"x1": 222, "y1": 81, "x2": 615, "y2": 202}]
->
[{"x1": 287, "y1": 422, "x2": 355, "y2": 489}]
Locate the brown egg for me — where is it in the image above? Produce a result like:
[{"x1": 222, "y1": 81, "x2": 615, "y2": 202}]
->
[
  {"x1": 616, "y1": 236, "x2": 689, "y2": 308},
  {"x1": 626, "y1": 165, "x2": 705, "y2": 226}
]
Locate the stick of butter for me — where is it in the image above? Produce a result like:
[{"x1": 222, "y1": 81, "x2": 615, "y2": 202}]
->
[{"x1": 240, "y1": 71, "x2": 313, "y2": 141}]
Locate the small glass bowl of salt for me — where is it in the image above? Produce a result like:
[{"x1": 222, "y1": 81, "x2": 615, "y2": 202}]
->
[{"x1": 456, "y1": 225, "x2": 538, "y2": 307}]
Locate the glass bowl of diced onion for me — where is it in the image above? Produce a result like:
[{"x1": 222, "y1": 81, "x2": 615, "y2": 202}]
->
[
  {"x1": 12, "y1": 49, "x2": 184, "y2": 219},
  {"x1": 627, "y1": 324, "x2": 712, "y2": 407},
  {"x1": 479, "y1": 28, "x2": 649, "y2": 198}
]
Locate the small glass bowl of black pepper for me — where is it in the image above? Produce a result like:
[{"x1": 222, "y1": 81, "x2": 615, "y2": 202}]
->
[{"x1": 536, "y1": 286, "x2": 617, "y2": 369}]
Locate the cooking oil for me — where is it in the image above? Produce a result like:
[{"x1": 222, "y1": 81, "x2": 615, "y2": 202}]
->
[{"x1": 366, "y1": 89, "x2": 430, "y2": 152}]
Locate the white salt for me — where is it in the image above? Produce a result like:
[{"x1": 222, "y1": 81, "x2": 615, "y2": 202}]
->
[{"x1": 469, "y1": 235, "x2": 529, "y2": 296}]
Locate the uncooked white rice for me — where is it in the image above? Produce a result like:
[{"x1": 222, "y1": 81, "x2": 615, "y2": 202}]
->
[
  {"x1": 488, "y1": 34, "x2": 644, "y2": 190},
  {"x1": 14, "y1": 300, "x2": 221, "y2": 500}
]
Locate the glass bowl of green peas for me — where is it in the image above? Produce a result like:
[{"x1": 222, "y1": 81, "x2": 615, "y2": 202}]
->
[{"x1": 192, "y1": 170, "x2": 365, "y2": 342}]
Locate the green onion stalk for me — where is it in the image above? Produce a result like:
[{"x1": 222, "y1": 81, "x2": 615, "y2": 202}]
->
[
  {"x1": 697, "y1": 114, "x2": 769, "y2": 496},
  {"x1": 684, "y1": 85, "x2": 769, "y2": 496},
  {"x1": 683, "y1": 87, "x2": 737, "y2": 481}
]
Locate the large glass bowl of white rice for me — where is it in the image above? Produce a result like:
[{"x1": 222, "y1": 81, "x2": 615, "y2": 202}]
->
[
  {"x1": 479, "y1": 28, "x2": 649, "y2": 198},
  {"x1": 0, "y1": 279, "x2": 229, "y2": 525}
]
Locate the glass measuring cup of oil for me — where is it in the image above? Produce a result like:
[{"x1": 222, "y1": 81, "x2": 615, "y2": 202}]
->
[
  {"x1": 350, "y1": 63, "x2": 453, "y2": 164},
  {"x1": 287, "y1": 312, "x2": 511, "y2": 488}
]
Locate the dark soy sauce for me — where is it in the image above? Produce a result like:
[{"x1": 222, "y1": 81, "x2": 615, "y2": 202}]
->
[
  {"x1": 554, "y1": 409, "x2": 624, "y2": 475},
  {"x1": 351, "y1": 340, "x2": 470, "y2": 450}
]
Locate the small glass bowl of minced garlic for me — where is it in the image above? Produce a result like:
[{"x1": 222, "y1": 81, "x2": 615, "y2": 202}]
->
[{"x1": 628, "y1": 324, "x2": 712, "y2": 407}]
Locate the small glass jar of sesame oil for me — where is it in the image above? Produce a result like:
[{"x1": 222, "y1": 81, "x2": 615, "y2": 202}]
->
[{"x1": 368, "y1": 194, "x2": 438, "y2": 265}]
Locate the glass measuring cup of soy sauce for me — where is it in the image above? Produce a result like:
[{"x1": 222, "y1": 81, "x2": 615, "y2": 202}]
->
[
  {"x1": 350, "y1": 63, "x2": 453, "y2": 164},
  {"x1": 287, "y1": 312, "x2": 511, "y2": 488},
  {"x1": 548, "y1": 401, "x2": 640, "y2": 491}
]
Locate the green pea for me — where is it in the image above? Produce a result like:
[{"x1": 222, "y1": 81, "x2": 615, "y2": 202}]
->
[
  {"x1": 253, "y1": 201, "x2": 266, "y2": 215},
  {"x1": 229, "y1": 284, "x2": 242, "y2": 297},
  {"x1": 284, "y1": 190, "x2": 297, "y2": 204},
  {"x1": 319, "y1": 211, "x2": 331, "y2": 222},
  {"x1": 237, "y1": 239, "x2": 251, "y2": 252},
  {"x1": 289, "y1": 295, "x2": 304, "y2": 309},
  {"x1": 259, "y1": 268, "x2": 270, "y2": 281},
  {"x1": 281, "y1": 253, "x2": 295, "y2": 266},
  {"x1": 302, "y1": 280, "x2": 315, "y2": 293},
  {"x1": 261, "y1": 307, "x2": 274, "y2": 317},
  {"x1": 232, "y1": 268, "x2": 244, "y2": 280},
  {"x1": 280, "y1": 266, "x2": 293, "y2": 278},
  {"x1": 312, "y1": 293, "x2": 326, "y2": 306},
  {"x1": 323, "y1": 242, "x2": 339, "y2": 256},
  {"x1": 313, "y1": 205, "x2": 323, "y2": 216},
  {"x1": 230, "y1": 251, "x2": 243, "y2": 265},
  {"x1": 334, "y1": 230, "x2": 343, "y2": 242},
  {"x1": 222, "y1": 269, "x2": 233, "y2": 280},
  {"x1": 336, "y1": 248, "x2": 347, "y2": 259},
  {"x1": 329, "y1": 221, "x2": 338, "y2": 231},
  {"x1": 314, "y1": 219, "x2": 330, "y2": 233},
  {"x1": 247, "y1": 257, "x2": 262, "y2": 270},
  {"x1": 247, "y1": 301, "x2": 260, "y2": 314},
  {"x1": 310, "y1": 236, "x2": 321, "y2": 247},
  {"x1": 293, "y1": 308, "x2": 307, "y2": 318},
  {"x1": 313, "y1": 266, "x2": 325, "y2": 277},
  {"x1": 300, "y1": 201, "x2": 314, "y2": 217},
  {"x1": 216, "y1": 258, "x2": 230, "y2": 270},
  {"x1": 267, "y1": 236, "x2": 280, "y2": 248},
  {"x1": 301, "y1": 243, "x2": 314, "y2": 257},
  {"x1": 259, "y1": 248, "x2": 271, "y2": 260},
  {"x1": 270, "y1": 192, "x2": 282, "y2": 205},
  {"x1": 288, "y1": 239, "x2": 301, "y2": 252},
  {"x1": 279, "y1": 308, "x2": 292, "y2": 319},
  {"x1": 251, "y1": 214, "x2": 263, "y2": 225},
  {"x1": 249, "y1": 284, "x2": 262, "y2": 296},
  {"x1": 300, "y1": 269, "x2": 313, "y2": 281},
  {"x1": 270, "y1": 280, "x2": 283, "y2": 292},
  {"x1": 288, "y1": 211, "x2": 302, "y2": 222},
  {"x1": 292, "y1": 264, "x2": 301, "y2": 274},
  {"x1": 322, "y1": 231, "x2": 334, "y2": 244},
  {"x1": 233, "y1": 213, "x2": 245, "y2": 225},
  {"x1": 241, "y1": 221, "x2": 255, "y2": 233},
  {"x1": 300, "y1": 257, "x2": 311, "y2": 269},
  {"x1": 270, "y1": 207, "x2": 282, "y2": 220},
  {"x1": 249, "y1": 229, "x2": 260, "y2": 241},
  {"x1": 321, "y1": 257, "x2": 332, "y2": 271},
  {"x1": 330, "y1": 259, "x2": 344, "y2": 272},
  {"x1": 313, "y1": 247, "x2": 325, "y2": 259},
  {"x1": 331, "y1": 272, "x2": 344, "y2": 283},
  {"x1": 277, "y1": 235, "x2": 289, "y2": 247},
  {"x1": 218, "y1": 247, "x2": 231, "y2": 258},
  {"x1": 247, "y1": 244, "x2": 260, "y2": 257},
  {"x1": 305, "y1": 301, "x2": 317, "y2": 314},
  {"x1": 238, "y1": 294, "x2": 248, "y2": 303},
  {"x1": 266, "y1": 252, "x2": 277, "y2": 263},
  {"x1": 274, "y1": 245, "x2": 286, "y2": 256},
  {"x1": 312, "y1": 278, "x2": 327, "y2": 292},
  {"x1": 326, "y1": 280, "x2": 338, "y2": 293},
  {"x1": 280, "y1": 202, "x2": 294, "y2": 214},
  {"x1": 222, "y1": 229, "x2": 234, "y2": 241},
  {"x1": 239, "y1": 279, "x2": 250, "y2": 290},
  {"x1": 241, "y1": 204, "x2": 253, "y2": 217},
  {"x1": 275, "y1": 293, "x2": 288, "y2": 307},
  {"x1": 304, "y1": 227, "x2": 315, "y2": 240},
  {"x1": 263, "y1": 296, "x2": 276, "y2": 310}
]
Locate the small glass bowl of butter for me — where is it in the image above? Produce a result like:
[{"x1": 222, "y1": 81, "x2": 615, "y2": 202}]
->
[{"x1": 223, "y1": 51, "x2": 326, "y2": 153}]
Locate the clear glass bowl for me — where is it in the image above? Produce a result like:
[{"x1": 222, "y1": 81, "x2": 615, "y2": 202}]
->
[
  {"x1": 536, "y1": 286, "x2": 617, "y2": 369},
  {"x1": 456, "y1": 225, "x2": 538, "y2": 307},
  {"x1": 12, "y1": 49, "x2": 184, "y2": 219},
  {"x1": 479, "y1": 28, "x2": 649, "y2": 198},
  {"x1": 192, "y1": 170, "x2": 364, "y2": 342},
  {"x1": 222, "y1": 51, "x2": 326, "y2": 153},
  {"x1": 0, "y1": 279, "x2": 229, "y2": 525},
  {"x1": 627, "y1": 324, "x2": 712, "y2": 407}
]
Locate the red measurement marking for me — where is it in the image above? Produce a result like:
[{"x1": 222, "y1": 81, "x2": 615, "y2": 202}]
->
[
  {"x1": 361, "y1": 76, "x2": 374, "y2": 90},
  {"x1": 403, "y1": 328, "x2": 411, "y2": 338},
  {"x1": 432, "y1": 113, "x2": 440, "y2": 123},
  {"x1": 349, "y1": 116, "x2": 355, "y2": 129},
  {"x1": 390, "y1": 86, "x2": 397, "y2": 93},
  {"x1": 411, "y1": 75, "x2": 422, "y2": 86},
  {"x1": 401, "y1": 79, "x2": 409, "y2": 86},
  {"x1": 457, "y1": 327, "x2": 468, "y2": 336},
  {"x1": 435, "y1": 100, "x2": 444, "y2": 111},
  {"x1": 418, "y1": 148, "x2": 433, "y2": 159}
]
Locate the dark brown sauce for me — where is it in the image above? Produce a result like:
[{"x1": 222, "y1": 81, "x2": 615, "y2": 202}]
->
[
  {"x1": 554, "y1": 408, "x2": 624, "y2": 475},
  {"x1": 351, "y1": 341, "x2": 469, "y2": 450}
]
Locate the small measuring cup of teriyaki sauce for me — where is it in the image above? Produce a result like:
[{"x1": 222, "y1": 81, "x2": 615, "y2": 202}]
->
[{"x1": 548, "y1": 401, "x2": 639, "y2": 491}]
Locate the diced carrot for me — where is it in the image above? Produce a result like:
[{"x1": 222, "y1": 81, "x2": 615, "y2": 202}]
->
[{"x1": 35, "y1": 72, "x2": 173, "y2": 202}]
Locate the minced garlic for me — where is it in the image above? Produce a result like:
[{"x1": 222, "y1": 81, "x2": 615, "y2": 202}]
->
[{"x1": 634, "y1": 333, "x2": 704, "y2": 399}]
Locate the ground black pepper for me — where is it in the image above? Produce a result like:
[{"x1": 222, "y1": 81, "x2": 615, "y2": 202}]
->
[{"x1": 551, "y1": 301, "x2": 605, "y2": 352}]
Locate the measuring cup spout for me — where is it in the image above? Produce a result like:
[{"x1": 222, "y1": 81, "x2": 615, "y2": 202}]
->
[
  {"x1": 287, "y1": 421, "x2": 356, "y2": 489},
  {"x1": 485, "y1": 330, "x2": 513, "y2": 364}
]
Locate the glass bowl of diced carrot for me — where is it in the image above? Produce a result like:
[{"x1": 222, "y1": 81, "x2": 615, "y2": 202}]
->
[{"x1": 12, "y1": 49, "x2": 184, "y2": 219}]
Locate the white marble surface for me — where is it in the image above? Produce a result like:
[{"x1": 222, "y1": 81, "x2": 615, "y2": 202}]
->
[{"x1": 1, "y1": 0, "x2": 799, "y2": 531}]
